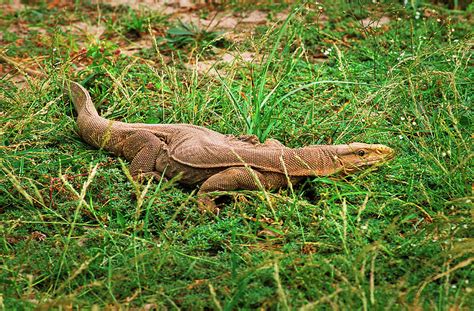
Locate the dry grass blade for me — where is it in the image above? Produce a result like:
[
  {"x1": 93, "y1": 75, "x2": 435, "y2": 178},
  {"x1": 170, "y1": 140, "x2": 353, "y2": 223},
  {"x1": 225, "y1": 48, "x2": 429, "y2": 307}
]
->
[
  {"x1": 274, "y1": 261, "x2": 290, "y2": 311},
  {"x1": 53, "y1": 253, "x2": 101, "y2": 295},
  {"x1": 299, "y1": 288, "x2": 343, "y2": 310},
  {"x1": 54, "y1": 164, "x2": 100, "y2": 291},
  {"x1": 0, "y1": 162, "x2": 46, "y2": 207},
  {"x1": 209, "y1": 283, "x2": 222, "y2": 311}
]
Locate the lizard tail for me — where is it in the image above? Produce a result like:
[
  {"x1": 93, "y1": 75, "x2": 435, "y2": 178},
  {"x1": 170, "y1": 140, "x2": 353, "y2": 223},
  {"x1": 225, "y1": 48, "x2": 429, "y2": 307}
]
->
[{"x1": 67, "y1": 81, "x2": 99, "y2": 117}]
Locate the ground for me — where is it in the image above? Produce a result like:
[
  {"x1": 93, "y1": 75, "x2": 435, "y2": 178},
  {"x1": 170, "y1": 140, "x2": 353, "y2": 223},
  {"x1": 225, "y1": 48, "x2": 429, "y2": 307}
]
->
[{"x1": 0, "y1": 0, "x2": 473, "y2": 309}]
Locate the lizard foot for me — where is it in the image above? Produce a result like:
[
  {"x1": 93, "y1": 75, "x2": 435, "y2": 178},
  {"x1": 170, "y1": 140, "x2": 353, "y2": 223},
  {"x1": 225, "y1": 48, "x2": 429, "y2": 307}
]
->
[
  {"x1": 197, "y1": 196, "x2": 220, "y2": 215},
  {"x1": 132, "y1": 172, "x2": 165, "y2": 183}
]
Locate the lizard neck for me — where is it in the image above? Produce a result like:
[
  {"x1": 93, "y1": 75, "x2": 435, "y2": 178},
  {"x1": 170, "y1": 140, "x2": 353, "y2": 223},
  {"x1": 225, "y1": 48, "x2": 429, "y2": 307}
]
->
[{"x1": 290, "y1": 146, "x2": 341, "y2": 176}]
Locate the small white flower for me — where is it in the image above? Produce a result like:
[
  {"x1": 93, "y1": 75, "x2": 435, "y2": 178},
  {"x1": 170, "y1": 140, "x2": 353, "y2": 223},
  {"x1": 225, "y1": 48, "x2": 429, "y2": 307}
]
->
[
  {"x1": 412, "y1": 121, "x2": 416, "y2": 126},
  {"x1": 397, "y1": 51, "x2": 406, "y2": 61},
  {"x1": 401, "y1": 117, "x2": 405, "y2": 121},
  {"x1": 318, "y1": 6, "x2": 323, "y2": 10},
  {"x1": 465, "y1": 280, "x2": 469, "y2": 284},
  {"x1": 442, "y1": 152, "x2": 447, "y2": 157},
  {"x1": 466, "y1": 199, "x2": 472, "y2": 204},
  {"x1": 437, "y1": 18, "x2": 441, "y2": 22},
  {"x1": 452, "y1": 284, "x2": 457, "y2": 289},
  {"x1": 454, "y1": 39, "x2": 459, "y2": 43},
  {"x1": 323, "y1": 47, "x2": 332, "y2": 56},
  {"x1": 451, "y1": 28, "x2": 455, "y2": 32},
  {"x1": 415, "y1": 12, "x2": 421, "y2": 19},
  {"x1": 463, "y1": 224, "x2": 468, "y2": 229},
  {"x1": 398, "y1": 135, "x2": 403, "y2": 140}
]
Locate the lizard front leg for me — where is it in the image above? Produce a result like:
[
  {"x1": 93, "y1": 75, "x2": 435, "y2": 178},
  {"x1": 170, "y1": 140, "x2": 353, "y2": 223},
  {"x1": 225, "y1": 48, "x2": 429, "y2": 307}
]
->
[
  {"x1": 122, "y1": 131, "x2": 166, "y2": 180},
  {"x1": 197, "y1": 167, "x2": 288, "y2": 213}
]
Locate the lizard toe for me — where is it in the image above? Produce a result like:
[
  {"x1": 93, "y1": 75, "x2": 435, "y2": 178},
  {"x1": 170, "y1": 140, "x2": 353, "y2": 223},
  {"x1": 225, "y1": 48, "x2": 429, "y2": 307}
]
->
[{"x1": 197, "y1": 196, "x2": 220, "y2": 215}]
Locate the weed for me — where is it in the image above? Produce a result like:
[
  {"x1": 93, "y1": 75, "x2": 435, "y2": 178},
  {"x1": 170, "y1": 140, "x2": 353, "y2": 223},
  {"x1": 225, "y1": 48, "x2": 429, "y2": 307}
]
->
[{"x1": 158, "y1": 20, "x2": 228, "y2": 58}]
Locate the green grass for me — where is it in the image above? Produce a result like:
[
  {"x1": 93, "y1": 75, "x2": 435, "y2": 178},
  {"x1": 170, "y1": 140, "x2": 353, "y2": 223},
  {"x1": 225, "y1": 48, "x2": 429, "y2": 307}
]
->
[{"x1": 1, "y1": 1, "x2": 473, "y2": 309}]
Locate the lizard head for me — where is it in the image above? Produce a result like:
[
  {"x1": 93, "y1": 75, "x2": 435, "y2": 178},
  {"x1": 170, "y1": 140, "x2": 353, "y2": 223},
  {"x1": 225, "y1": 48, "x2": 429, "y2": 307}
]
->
[{"x1": 333, "y1": 142, "x2": 395, "y2": 173}]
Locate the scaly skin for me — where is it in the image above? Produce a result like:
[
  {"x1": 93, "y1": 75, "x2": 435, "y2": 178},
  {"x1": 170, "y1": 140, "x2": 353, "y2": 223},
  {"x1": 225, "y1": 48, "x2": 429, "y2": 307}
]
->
[{"x1": 67, "y1": 81, "x2": 395, "y2": 211}]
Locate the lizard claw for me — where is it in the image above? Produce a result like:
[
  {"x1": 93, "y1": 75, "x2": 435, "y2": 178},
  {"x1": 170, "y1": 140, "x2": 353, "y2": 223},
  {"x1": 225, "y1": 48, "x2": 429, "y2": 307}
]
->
[
  {"x1": 132, "y1": 172, "x2": 165, "y2": 183},
  {"x1": 197, "y1": 196, "x2": 220, "y2": 215}
]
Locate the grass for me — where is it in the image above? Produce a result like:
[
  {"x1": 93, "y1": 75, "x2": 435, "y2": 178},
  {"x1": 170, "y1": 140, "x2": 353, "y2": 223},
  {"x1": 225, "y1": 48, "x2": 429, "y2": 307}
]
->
[{"x1": 0, "y1": 0, "x2": 473, "y2": 309}]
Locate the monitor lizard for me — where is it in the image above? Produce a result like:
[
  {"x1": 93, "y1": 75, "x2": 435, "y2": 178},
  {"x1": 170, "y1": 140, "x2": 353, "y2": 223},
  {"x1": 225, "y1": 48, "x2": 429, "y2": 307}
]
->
[{"x1": 67, "y1": 81, "x2": 395, "y2": 211}]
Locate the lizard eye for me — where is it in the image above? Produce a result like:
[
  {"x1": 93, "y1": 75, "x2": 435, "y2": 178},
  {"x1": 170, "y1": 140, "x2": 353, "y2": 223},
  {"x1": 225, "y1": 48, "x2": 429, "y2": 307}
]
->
[{"x1": 357, "y1": 150, "x2": 366, "y2": 157}]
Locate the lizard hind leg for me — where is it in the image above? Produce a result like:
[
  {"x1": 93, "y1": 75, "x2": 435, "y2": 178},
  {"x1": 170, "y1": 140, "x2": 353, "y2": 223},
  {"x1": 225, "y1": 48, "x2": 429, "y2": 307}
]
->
[{"x1": 122, "y1": 131, "x2": 166, "y2": 181}]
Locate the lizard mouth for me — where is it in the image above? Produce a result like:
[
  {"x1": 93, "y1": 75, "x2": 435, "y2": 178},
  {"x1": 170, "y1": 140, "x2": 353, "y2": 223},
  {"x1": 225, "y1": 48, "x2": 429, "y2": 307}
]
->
[
  {"x1": 380, "y1": 146, "x2": 395, "y2": 159},
  {"x1": 364, "y1": 151, "x2": 395, "y2": 166}
]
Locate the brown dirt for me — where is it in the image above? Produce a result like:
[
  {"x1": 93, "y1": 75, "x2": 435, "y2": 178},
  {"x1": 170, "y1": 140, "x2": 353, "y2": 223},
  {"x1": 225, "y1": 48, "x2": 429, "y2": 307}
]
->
[{"x1": 0, "y1": 1, "x2": 318, "y2": 81}]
